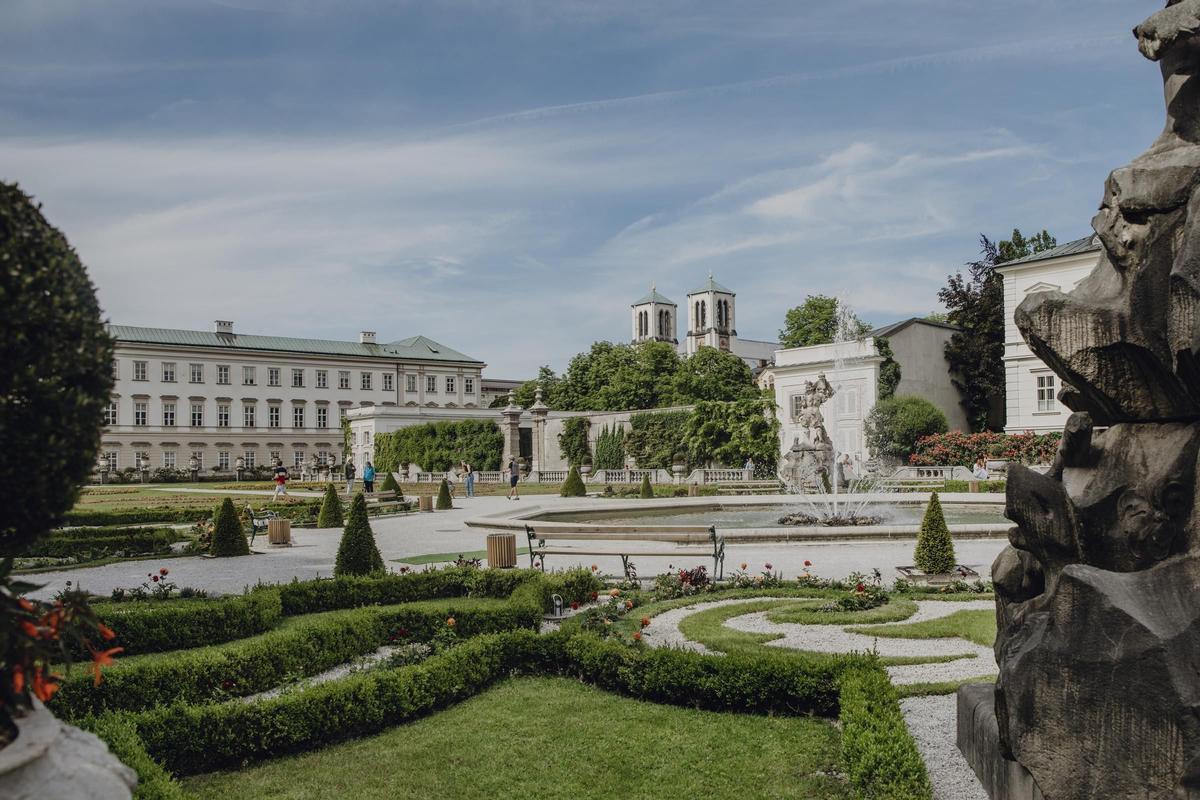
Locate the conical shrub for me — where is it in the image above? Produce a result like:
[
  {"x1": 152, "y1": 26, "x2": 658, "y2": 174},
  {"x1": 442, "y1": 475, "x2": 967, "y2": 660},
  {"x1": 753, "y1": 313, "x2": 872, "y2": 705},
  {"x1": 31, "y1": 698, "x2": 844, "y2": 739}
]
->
[
  {"x1": 639, "y1": 473, "x2": 653, "y2": 499},
  {"x1": 210, "y1": 497, "x2": 249, "y2": 556},
  {"x1": 380, "y1": 471, "x2": 401, "y2": 497},
  {"x1": 317, "y1": 482, "x2": 343, "y2": 528},
  {"x1": 335, "y1": 493, "x2": 384, "y2": 576},
  {"x1": 914, "y1": 492, "x2": 956, "y2": 574},
  {"x1": 435, "y1": 478, "x2": 453, "y2": 510},
  {"x1": 560, "y1": 465, "x2": 586, "y2": 497}
]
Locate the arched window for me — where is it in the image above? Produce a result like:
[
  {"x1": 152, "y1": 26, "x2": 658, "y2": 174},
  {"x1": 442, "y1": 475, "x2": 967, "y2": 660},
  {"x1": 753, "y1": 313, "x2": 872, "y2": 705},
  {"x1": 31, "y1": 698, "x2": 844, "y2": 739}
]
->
[{"x1": 701, "y1": 301, "x2": 707, "y2": 329}]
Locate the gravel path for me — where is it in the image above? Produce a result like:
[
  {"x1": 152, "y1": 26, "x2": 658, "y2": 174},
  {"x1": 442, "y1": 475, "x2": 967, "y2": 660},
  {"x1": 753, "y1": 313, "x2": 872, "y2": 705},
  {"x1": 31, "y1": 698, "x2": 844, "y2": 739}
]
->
[
  {"x1": 901, "y1": 695, "x2": 989, "y2": 800},
  {"x1": 240, "y1": 644, "x2": 410, "y2": 703}
]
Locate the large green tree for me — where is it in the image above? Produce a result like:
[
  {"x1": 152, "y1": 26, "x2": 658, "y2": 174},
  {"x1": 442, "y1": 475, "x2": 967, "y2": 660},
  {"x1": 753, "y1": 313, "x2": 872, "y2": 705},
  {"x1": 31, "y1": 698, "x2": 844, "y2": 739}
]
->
[
  {"x1": 939, "y1": 228, "x2": 1056, "y2": 431},
  {"x1": 778, "y1": 294, "x2": 869, "y2": 349},
  {"x1": 673, "y1": 347, "x2": 759, "y2": 403}
]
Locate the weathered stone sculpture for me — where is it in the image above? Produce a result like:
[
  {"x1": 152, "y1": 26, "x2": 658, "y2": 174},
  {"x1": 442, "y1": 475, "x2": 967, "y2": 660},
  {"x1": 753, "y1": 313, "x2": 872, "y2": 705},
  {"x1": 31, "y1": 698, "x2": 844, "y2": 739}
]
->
[
  {"x1": 961, "y1": 3, "x2": 1200, "y2": 798},
  {"x1": 782, "y1": 374, "x2": 836, "y2": 488}
]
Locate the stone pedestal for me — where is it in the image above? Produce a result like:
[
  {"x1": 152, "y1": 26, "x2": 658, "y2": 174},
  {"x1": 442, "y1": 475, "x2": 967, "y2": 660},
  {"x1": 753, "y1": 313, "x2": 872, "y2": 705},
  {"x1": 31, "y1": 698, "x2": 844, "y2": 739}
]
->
[
  {"x1": 957, "y1": 685, "x2": 1044, "y2": 800},
  {"x1": 500, "y1": 390, "x2": 522, "y2": 467},
  {"x1": 0, "y1": 703, "x2": 136, "y2": 800}
]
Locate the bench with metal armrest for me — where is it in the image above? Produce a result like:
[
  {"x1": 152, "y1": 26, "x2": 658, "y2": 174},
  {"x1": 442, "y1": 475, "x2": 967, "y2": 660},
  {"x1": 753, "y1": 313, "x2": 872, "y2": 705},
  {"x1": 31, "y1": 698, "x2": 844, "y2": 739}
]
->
[{"x1": 524, "y1": 524, "x2": 725, "y2": 579}]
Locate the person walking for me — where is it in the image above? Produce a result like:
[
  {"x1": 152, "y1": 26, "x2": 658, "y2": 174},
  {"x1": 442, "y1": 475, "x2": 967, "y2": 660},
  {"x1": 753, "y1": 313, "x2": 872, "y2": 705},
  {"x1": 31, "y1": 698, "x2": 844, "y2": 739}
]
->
[
  {"x1": 344, "y1": 458, "x2": 356, "y2": 494},
  {"x1": 462, "y1": 460, "x2": 475, "y2": 498},
  {"x1": 272, "y1": 459, "x2": 289, "y2": 500},
  {"x1": 504, "y1": 457, "x2": 520, "y2": 501},
  {"x1": 363, "y1": 461, "x2": 376, "y2": 494}
]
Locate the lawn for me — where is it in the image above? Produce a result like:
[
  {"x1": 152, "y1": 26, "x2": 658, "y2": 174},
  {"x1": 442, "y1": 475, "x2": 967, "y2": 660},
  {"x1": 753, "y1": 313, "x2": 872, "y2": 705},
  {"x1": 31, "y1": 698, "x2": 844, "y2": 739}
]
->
[
  {"x1": 849, "y1": 608, "x2": 996, "y2": 647},
  {"x1": 183, "y1": 676, "x2": 851, "y2": 800}
]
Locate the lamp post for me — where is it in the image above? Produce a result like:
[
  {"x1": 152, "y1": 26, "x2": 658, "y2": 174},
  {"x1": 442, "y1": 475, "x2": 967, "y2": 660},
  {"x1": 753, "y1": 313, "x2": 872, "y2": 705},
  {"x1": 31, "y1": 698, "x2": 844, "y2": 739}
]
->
[
  {"x1": 235, "y1": 455, "x2": 245, "y2": 483},
  {"x1": 188, "y1": 455, "x2": 199, "y2": 484}
]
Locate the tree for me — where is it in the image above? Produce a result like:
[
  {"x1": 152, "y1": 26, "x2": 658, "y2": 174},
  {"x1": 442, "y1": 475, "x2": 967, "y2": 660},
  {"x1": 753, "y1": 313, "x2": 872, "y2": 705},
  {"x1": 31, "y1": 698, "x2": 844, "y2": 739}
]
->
[
  {"x1": 913, "y1": 492, "x2": 956, "y2": 575},
  {"x1": 682, "y1": 399, "x2": 781, "y2": 472},
  {"x1": 639, "y1": 473, "x2": 653, "y2": 499},
  {"x1": 940, "y1": 229, "x2": 1055, "y2": 431},
  {"x1": 210, "y1": 497, "x2": 249, "y2": 556},
  {"x1": 0, "y1": 182, "x2": 113, "y2": 557},
  {"x1": 489, "y1": 366, "x2": 561, "y2": 409},
  {"x1": 379, "y1": 470, "x2": 401, "y2": 497},
  {"x1": 557, "y1": 417, "x2": 591, "y2": 466},
  {"x1": 317, "y1": 483, "x2": 343, "y2": 528},
  {"x1": 435, "y1": 479, "x2": 453, "y2": 510},
  {"x1": 672, "y1": 347, "x2": 759, "y2": 403},
  {"x1": 334, "y1": 493, "x2": 384, "y2": 576},
  {"x1": 560, "y1": 465, "x2": 586, "y2": 497},
  {"x1": 593, "y1": 425, "x2": 627, "y2": 470},
  {"x1": 779, "y1": 295, "x2": 869, "y2": 349},
  {"x1": 864, "y1": 396, "x2": 949, "y2": 461},
  {"x1": 875, "y1": 338, "x2": 901, "y2": 401}
]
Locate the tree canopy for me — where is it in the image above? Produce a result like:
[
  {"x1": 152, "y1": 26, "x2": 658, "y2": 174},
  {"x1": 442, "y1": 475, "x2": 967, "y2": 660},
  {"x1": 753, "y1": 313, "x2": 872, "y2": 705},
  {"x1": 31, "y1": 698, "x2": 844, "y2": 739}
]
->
[{"x1": 778, "y1": 294, "x2": 869, "y2": 349}]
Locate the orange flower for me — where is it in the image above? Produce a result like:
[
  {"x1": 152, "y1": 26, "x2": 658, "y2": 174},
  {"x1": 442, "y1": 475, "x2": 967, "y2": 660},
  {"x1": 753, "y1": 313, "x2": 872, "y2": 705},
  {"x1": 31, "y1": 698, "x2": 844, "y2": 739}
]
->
[
  {"x1": 632, "y1": 631, "x2": 642, "y2": 642},
  {"x1": 97, "y1": 623, "x2": 117, "y2": 641},
  {"x1": 446, "y1": 617, "x2": 456, "y2": 628},
  {"x1": 20, "y1": 621, "x2": 39, "y2": 638},
  {"x1": 89, "y1": 646, "x2": 124, "y2": 687},
  {"x1": 590, "y1": 564, "x2": 599, "y2": 572},
  {"x1": 624, "y1": 600, "x2": 633, "y2": 610},
  {"x1": 609, "y1": 589, "x2": 620, "y2": 597},
  {"x1": 18, "y1": 598, "x2": 34, "y2": 612},
  {"x1": 11, "y1": 665, "x2": 24, "y2": 694},
  {"x1": 159, "y1": 567, "x2": 170, "y2": 576},
  {"x1": 640, "y1": 617, "x2": 651, "y2": 628},
  {"x1": 32, "y1": 669, "x2": 61, "y2": 702}
]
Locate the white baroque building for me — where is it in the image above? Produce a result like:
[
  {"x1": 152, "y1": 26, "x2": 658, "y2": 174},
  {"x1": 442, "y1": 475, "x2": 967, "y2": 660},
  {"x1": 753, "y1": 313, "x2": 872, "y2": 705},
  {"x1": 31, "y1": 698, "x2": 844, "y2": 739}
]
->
[
  {"x1": 997, "y1": 235, "x2": 1102, "y2": 433},
  {"x1": 99, "y1": 321, "x2": 485, "y2": 474}
]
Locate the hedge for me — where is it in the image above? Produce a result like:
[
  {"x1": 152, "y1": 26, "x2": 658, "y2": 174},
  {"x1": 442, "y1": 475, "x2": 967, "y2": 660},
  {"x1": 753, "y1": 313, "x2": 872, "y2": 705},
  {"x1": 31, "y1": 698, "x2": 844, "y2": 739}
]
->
[
  {"x1": 62, "y1": 501, "x2": 321, "y2": 528},
  {"x1": 92, "y1": 591, "x2": 282, "y2": 656},
  {"x1": 334, "y1": 493, "x2": 384, "y2": 576},
  {"x1": 839, "y1": 668, "x2": 932, "y2": 799},
  {"x1": 625, "y1": 410, "x2": 691, "y2": 469},
  {"x1": 272, "y1": 568, "x2": 480, "y2": 615},
  {"x1": 78, "y1": 713, "x2": 189, "y2": 800},
  {"x1": 26, "y1": 528, "x2": 182, "y2": 559},
  {"x1": 374, "y1": 419, "x2": 504, "y2": 473}
]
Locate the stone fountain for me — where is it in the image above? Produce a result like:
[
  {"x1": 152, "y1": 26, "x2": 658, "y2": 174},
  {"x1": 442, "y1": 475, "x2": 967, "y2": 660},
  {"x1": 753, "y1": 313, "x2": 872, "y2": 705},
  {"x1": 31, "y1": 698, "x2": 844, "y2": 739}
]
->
[
  {"x1": 781, "y1": 373, "x2": 836, "y2": 489},
  {"x1": 958, "y1": 3, "x2": 1200, "y2": 798}
]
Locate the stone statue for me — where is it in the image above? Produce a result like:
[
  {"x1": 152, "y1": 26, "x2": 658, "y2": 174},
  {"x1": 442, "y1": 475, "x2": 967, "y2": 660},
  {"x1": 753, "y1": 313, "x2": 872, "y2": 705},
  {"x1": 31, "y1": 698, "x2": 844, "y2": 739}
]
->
[
  {"x1": 960, "y1": 4, "x2": 1200, "y2": 798},
  {"x1": 782, "y1": 373, "x2": 836, "y2": 488}
]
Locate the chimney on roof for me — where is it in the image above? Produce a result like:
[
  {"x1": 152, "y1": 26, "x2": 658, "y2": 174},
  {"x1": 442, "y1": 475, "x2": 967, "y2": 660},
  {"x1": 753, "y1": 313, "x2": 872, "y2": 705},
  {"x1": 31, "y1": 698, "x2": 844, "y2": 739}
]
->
[
  {"x1": 359, "y1": 331, "x2": 376, "y2": 344},
  {"x1": 214, "y1": 320, "x2": 234, "y2": 335}
]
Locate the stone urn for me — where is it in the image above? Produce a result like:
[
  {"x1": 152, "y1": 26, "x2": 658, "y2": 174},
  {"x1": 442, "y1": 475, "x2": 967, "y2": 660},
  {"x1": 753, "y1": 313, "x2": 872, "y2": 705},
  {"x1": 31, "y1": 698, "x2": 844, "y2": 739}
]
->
[
  {"x1": 0, "y1": 702, "x2": 136, "y2": 799},
  {"x1": 580, "y1": 458, "x2": 593, "y2": 478},
  {"x1": 672, "y1": 453, "x2": 687, "y2": 484}
]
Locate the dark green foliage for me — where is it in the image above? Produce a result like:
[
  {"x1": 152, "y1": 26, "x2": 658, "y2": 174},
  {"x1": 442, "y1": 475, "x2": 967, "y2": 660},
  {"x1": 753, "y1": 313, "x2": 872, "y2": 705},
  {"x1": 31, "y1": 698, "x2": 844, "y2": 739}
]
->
[
  {"x1": 91, "y1": 592, "x2": 282, "y2": 656},
  {"x1": 864, "y1": 396, "x2": 949, "y2": 461},
  {"x1": 379, "y1": 471, "x2": 401, "y2": 496},
  {"x1": 64, "y1": 503, "x2": 320, "y2": 528},
  {"x1": 560, "y1": 465, "x2": 586, "y2": 497},
  {"x1": 593, "y1": 425, "x2": 626, "y2": 470},
  {"x1": 940, "y1": 229, "x2": 1056, "y2": 431},
  {"x1": 335, "y1": 494, "x2": 384, "y2": 576},
  {"x1": 625, "y1": 410, "x2": 691, "y2": 469},
  {"x1": 210, "y1": 497, "x2": 249, "y2": 557},
  {"x1": 682, "y1": 399, "x2": 781, "y2": 471},
  {"x1": 875, "y1": 337, "x2": 901, "y2": 400},
  {"x1": 558, "y1": 417, "x2": 591, "y2": 465},
  {"x1": 0, "y1": 182, "x2": 114, "y2": 556},
  {"x1": 80, "y1": 714, "x2": 190, "y2": 800},
  {"x1": 639, "y1": 473, "x2": 653, "y2": 499},
  {"x1": 435, "y1": 479, "x2": 453, "y2": 510},
  {"x1": 779, "y1": 294, "x2": 869, "y2": 349},
  {"x1": 317, "y1": 483, "x2": 343, "y2": 528},
  {"x1": 274, "y1": 568, "x2": 486, "y2": 615},
  {"x1": 839, "y1": 668, "x2": 933, "y2": 799},
  {"x1": 374, "y1": 419, "x2": 503, "y2": 473},
  {"x1": 913, "y1": 493, "x2": 956, "y2": 575},
  {"x1": 26, "y1": 527, "x2": 181, "y2": 559},
  {"x1": 672, "y1": 347, "x2": 760, "y2": 403}
]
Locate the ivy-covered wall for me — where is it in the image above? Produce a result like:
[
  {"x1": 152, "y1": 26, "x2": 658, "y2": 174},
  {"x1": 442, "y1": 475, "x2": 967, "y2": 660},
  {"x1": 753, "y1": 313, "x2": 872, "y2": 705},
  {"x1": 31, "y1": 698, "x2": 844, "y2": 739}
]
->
[
  {"x1": 625, "y1": 410, "x2": 691, "y2": 469},
  {"x1": 373, "y1": 420, "x2": 504, "y2": 473}
]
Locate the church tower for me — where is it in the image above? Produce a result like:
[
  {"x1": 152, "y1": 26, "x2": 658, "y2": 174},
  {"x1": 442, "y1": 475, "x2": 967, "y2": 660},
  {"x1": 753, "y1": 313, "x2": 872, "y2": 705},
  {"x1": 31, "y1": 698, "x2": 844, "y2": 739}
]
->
[
  {"x1": 631, "y1": 285, "x2": 677, "y2": 345},
  {"x1": 686, "y1": 273, "x2": 736, "y2": 355}
]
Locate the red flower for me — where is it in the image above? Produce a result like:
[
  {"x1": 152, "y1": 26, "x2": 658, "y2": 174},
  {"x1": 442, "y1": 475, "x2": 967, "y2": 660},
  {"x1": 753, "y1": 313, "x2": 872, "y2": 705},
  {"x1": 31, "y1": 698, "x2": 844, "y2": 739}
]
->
[
  {"x1": 764, "y1": 563, "x2": 773, "y2": 570},
  {"x1": 159, "y1": 567, "x2": 169, "y2": 576},
  {"x1": 625, "y1": 600, "x2": 633, "y2": 610},
  {"x1": 11, "y1": 665, "x2": 24, "y2": 694},
  {"x1": 32, "y1": 669, "x2": 61, "y2": 702},
  {"x1": 640, "y1": 617, "x2": 650, "y2": 628},
  {"x1": 151, "y1": 575, "x2": 160, "y2": 583},
  {"x1": 589, "y1": 591, "x2": 598, "y2": 601},
  {"x1": 570, "y1": 601, "x2": 580, "y2": 610},
  {"x1": 20, "y1": 621, "x2": 39, "y2": 638},
  {"x1": 803, "y1": 560, "x2": 812, "y2": 567},
  {"x1": 632, "y1": 631, "x2": 642, "y2": 642},
  {"x1": 855, "y1": 583, "x2": 865, "y2": 593}
]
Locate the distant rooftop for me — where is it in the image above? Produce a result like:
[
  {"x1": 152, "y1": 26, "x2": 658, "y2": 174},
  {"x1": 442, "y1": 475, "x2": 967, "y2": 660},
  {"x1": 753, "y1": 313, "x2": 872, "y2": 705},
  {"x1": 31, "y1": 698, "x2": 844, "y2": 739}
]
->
[
  {"x1": 109, "y1": 324, "x2": 484, "y2": 365},
  {"x1": 997, "y1": 235, "x2": 1101, "y2": 268},
  {"x1": 688, "y1": 275, "x2": 733, "y2": 295},
  {"x1": 869, "y1": 317, "x2": 959, "y2": 339},
  {"x1": 632, "y1": 288, "x2": 676, "y2": 306}
]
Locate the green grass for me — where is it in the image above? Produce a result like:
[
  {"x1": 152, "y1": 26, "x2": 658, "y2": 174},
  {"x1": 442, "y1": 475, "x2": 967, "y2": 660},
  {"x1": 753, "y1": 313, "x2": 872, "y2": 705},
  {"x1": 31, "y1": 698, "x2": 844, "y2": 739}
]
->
[
  {"x1": 183, "y1": 676, "x2": 851, "y2": 800},
  {"x1": 896, "y1": 675, "x2": 997, "y2": 699},
  {"x1": 849, "y1": 609, "x2": 996, "y2": 647},
  {"x1": 394, "y1": 547, "x2": 530, "y2": 566},
  {"x1": 765, "y1": 598, "x2": 918, "y2": 625}
]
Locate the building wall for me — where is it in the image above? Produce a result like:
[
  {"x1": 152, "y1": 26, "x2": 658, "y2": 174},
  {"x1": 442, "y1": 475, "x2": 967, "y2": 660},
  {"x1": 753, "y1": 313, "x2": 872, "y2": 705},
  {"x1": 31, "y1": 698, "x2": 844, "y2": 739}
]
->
[
  {"x1": 887, "y1": 323, "x2": 969, "y2": 431},
  {"x1": 999, "y1": 249, "x2": 1101, "y2": 433}
]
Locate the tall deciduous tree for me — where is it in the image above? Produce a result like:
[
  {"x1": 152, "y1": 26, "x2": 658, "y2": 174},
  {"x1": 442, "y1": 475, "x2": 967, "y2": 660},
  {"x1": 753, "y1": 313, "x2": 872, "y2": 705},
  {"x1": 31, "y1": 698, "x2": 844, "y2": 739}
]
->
[
  {"x1": 673, "y1": 347, "x2": 759, "y2": 403},
  {"x1": 779, "y1": 294, "x2": 870, "y2": 349},
  {"x1": 939, "y1": 229, "x2": 1056, "y2": 431}
]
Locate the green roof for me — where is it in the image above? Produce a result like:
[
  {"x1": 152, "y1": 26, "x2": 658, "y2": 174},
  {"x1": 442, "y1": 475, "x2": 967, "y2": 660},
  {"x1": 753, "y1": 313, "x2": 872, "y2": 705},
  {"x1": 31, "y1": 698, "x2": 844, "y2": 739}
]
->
[
  {"x1": 688, "y1": 275, "x2": 733, "y2": 295},
  {"x1": 632, "y1": 288, "x2": 676, "y2": 306},
  {"x1": 997, "y1": 235, "x2": 1100, "y2": 267},
  {"x1": 108, "y1": 325, "x2": 484, "y2": 365}
]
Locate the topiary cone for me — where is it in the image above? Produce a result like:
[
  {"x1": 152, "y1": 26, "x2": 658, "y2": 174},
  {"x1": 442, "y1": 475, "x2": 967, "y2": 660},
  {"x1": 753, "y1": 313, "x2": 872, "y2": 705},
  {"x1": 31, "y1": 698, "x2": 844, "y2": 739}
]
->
[
  {"x1": 335, "y1": 493, "x2": 384, "y2": 576},
  {"x1": 317, "y1": 482, "x2": 343, "y2": 528},
  {"x1": 913, "y1": 491, "x2": 956, "y2": 574},
  {"x1": 639, "y1": 473, "x2": 653, "y2": 499},
  {"x1": 210, "y1": 497, "x2": 250, "y2": 556},
  {"x1": 560, "y1": 465, "x2": 586, "y2": 497},
  {"x1": 435, "y1": 478, "x2": 453, "y2": 510},
  {"x1": 380, "y1": 471, "x2": 401, "y2": 498}
]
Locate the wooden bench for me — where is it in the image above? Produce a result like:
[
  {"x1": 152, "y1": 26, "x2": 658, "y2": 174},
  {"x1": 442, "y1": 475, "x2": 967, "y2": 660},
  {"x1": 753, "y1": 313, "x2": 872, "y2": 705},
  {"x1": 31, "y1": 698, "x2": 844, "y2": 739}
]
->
[{"x1": 524, "y1": 524, "x2": 725, "y2": 579}]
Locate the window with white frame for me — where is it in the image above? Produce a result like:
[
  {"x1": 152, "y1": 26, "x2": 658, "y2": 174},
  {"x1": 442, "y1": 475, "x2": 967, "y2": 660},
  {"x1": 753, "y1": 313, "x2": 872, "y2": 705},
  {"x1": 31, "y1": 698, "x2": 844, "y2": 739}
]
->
[
  {"x1": 243, "y1": 451, "x2": 256, "y2": 468},
  {"x1": 217, "y1": 403, "x2": 230, "y2": 427},
  {"x1": 445, "y1": 376, "x2": 456, "y2": 394},
  {"x1": 294, "y1": 450, "x2": 305, "y2": 467},
  {"x1": 190, "y1": 402, "x2": 204, "y2": 427},
  {"x1": 426, "y1": 375, "x2": 437, "y2": 394},
  {"x1": 218, "y1": 450, "x2": 231, "y2": 470},
  {"x1": 292, "y1": 368, "x2": 305, "y2": 388},
  {"x1": 134, "y1": 401, "x2": 148, "y2": 426},
  {"x1": 789, "y1": 394, "x2": 804, "y2": 419},
  {"x1": 839, "y1": 387, "x2": 859, "y2": 417},
  {"x1": 103, "y1": 451, "x2": 118, "y2": 471},
  {"x1": 162, "y1": 362, "x2": 176, "y2": 383},
  {"x1": 406, "y1": 374, "x2": 417, "y2": 393},
  {"x1": 361, "y1": 372, "x2": 373, "y2": 390},
  {"x1": 112, "y1": 359, "x2": 120, "y2": 379},
  {"x1": 103, "y1": 401, "x2": 118, "y2": 426},
  {"x1": 216, "y1": 365, "x2": 230, "y2": 385},
  {"x1": 268, "y1": 367, "x2": 281, "y2": 387},
  {"x1": 365, "y1": 431, "x2": 372, "y2": 445},
  {"x1": 134, "y1": 451, "x2": 149, "y2": 469},
  {"x1": 383, "y1": 373, "x2": 394, "y2": 392},
  {"x1": 269, "y1": 449, "x2": 281, "y2": 464},
  {"x1": 189, "y1": 363, "x2": 203, "y2": 383},
  {"x1": 338, "y1": 371, "x2": 351, "y2": 389},
  {"x1": 464, "y1": 377, "x2": 475, "y2": 395},
  {"x1": 292, "y1": 405, "x2": 305, "y2": 428},
  {"x1": 243, "y1": 366, "x2": 256, "y2": 385},
  {"x1": 317, "y1": 406, "x2": 328, "y2": 428},
  {"x1": 316, "y1": 370, "x2": 328, "y2": 389},
  {"x1": 162, "y1": 402, "x2": 176, "y2": 426},
  {"x1": 191, "y1": 451, "x2": 204, "y2": 469},
  {"x1": 1036, "y1": 374, "x2": 1056, "y2": 412},
  {"x1": 243, "y1": 404, "x2": 256, "y2": 428},
  {"x1": 163, "y1": 451, "x2": 177, "y2": 468},
  {"x1": 317, "y1": 450, "x2": 330, "y2": 465},
  {"x1": 133, "y1": 361, "x2": 148, "y2": 381},
  {"x1": 268, "y1": 405, "x2": 281, "y2": 428}
]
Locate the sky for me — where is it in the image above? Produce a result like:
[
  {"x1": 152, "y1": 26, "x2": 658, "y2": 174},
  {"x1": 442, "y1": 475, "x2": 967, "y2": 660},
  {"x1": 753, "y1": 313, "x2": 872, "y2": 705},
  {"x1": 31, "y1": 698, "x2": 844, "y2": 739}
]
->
[{"x1": 0, "y1": 0, "x2": 1168, "y2": 376}]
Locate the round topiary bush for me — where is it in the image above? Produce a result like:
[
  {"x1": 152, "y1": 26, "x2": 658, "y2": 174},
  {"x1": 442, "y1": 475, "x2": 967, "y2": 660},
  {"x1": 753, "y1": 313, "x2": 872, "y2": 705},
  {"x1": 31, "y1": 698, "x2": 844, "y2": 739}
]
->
[
  {"x1": 864, "y1": 395, "x2": 949, "y2": 462},
  {"x1": 335, "y1": 493, "x2": 384, "y2": 576},
  {"x1": 379, "y1": 470, "x2": 401, "y2": 497},
  {"x1": 639, "y1": 473, "x2": 653, "y2": 499},
  {"x1": 210, "y1": 497, "x2": 250, "y2": 557},
  {"x1": 560, "y1": 465, "x2": 586, "y2": 498},
  {"x1": 435, "y1": 478, "x2": 453, "y2": 510},
  {"x1": 317, "y1": 483, "x2": 343, "y2": 528},
  {"x1": 913, "y1": 492, "x2": 956, "y2": 575},
  {"x1": 0, "y1": 182, "x2": 114, "y2": 557}
]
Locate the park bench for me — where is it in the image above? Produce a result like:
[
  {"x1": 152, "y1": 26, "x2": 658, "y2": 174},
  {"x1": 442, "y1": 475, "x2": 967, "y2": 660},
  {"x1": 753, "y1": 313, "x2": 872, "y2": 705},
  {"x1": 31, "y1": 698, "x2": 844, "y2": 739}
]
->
[
  {"x1": 337, "y1": 489, "x2": 399, "y2": 503},
  {"x1": 524, "y1": 524, "x2": 725, "y2": 579},
  {"x1": 243, "y1": 506, "x2": 279, "y2": 545}
]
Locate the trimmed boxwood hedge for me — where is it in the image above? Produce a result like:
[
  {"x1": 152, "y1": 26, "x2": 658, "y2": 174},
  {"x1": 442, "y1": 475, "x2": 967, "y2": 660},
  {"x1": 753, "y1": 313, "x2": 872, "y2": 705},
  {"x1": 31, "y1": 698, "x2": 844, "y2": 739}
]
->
[
  {"x1": 27, "y1": 527, "x2": 182, "y2": 559},
  {"x1": 78, "y1": 713, "x2": 190, "y2": 800},
  {"x1": 839, "y1": 668, "x2": 933, "y2": 799},
  {"x1": 93, "y1": 591, "x2": 282, "y2": 656}
]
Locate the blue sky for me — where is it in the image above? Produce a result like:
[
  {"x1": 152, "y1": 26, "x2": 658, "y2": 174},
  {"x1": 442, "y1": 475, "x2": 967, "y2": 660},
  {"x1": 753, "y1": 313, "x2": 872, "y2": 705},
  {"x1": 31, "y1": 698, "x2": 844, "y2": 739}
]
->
[{"x1": 0, "y1": 0, "x2": 1166, "y2": 376}]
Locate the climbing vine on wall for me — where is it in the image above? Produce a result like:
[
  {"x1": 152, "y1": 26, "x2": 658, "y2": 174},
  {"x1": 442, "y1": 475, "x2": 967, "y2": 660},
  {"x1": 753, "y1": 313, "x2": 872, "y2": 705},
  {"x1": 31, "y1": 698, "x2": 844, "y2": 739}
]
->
[
  {"x1": 593, "y1": 425, "x2": 627, "y2": 471},
  {"x1": 374, "y1": 420, "x2": 504, "y2": 472},
  {"x1": 557, "y1": 417, "x2": 591, "y2": 466},
  {"x1": 625, "y1": 410, "x2": 692, "y2": 470}
]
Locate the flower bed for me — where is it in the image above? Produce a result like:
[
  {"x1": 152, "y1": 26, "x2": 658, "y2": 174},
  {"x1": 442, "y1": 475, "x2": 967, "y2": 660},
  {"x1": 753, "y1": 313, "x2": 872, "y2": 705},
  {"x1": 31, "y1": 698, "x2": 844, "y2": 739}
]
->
[{"x1": 908, "y1": 430, "x2": 1060, "y2": 467}]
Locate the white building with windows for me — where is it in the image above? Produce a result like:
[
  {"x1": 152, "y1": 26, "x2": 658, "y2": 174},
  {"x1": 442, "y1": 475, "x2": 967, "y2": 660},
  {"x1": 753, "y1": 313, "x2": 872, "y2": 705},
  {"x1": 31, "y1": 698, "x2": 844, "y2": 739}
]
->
[
  {"x1": 997, "y1": 235, "x2": 1102, "y2": 433},
  {"x1": 99, "y1": 321, "x2": 485, "y2": 475}
]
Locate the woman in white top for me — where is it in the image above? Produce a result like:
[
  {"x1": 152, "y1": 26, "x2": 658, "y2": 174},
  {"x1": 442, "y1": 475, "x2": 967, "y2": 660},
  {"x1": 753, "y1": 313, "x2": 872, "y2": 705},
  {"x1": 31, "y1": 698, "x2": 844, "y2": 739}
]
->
[{"x1": 972, "y1": 457, "x2": 989, "y2": 481}]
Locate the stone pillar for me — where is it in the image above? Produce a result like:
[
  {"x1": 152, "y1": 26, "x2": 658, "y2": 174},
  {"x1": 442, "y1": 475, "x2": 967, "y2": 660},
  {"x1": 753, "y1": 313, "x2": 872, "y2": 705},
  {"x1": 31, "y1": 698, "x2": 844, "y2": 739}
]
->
[
  {"x1": 529, "y1": 386, "x2": 549, "y2": 480},
  {"x1": 500, "y1": 390, "x2": 522, "y2": 466}
]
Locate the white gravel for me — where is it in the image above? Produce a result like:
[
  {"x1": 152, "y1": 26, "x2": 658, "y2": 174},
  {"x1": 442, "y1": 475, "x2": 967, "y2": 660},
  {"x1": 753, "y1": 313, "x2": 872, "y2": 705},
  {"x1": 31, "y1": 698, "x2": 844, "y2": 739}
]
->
[
  {"x1": 901, "y1": 695, "x2": 989, "y2": 800},
  {"x1": 240, "y1": 644, "x2": 408, "y2": 703}
]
